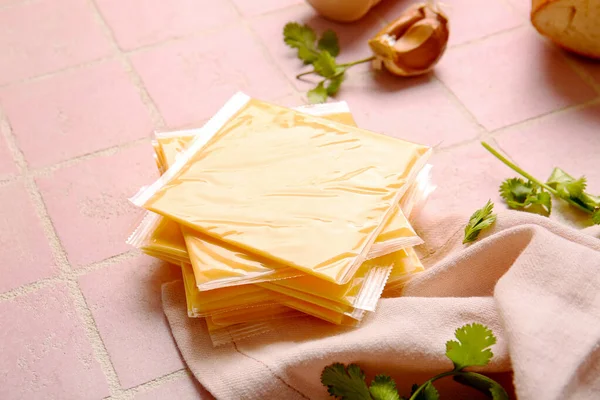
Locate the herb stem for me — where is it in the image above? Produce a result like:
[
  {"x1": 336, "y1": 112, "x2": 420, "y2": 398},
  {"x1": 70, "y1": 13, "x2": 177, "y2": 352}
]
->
[
  {"x1": 481, "y1": 142, "x2": 592, "y2": 214},
  {"x1": 295, "y1": 55, "x2": 376, "y2": 79},
  {"x1": 339, "y1": 55, "x2": 376, "y2": 68},
  {"x1": 408, "y1": 370, "x2": 456, "y2": 400}
]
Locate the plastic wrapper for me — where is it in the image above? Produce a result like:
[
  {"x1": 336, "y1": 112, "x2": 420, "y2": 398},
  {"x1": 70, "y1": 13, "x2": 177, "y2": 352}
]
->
[
  {"x1": 181, "y1": 262, "x2": 278, "y2": 317},
  {"x1": 128, "y1": 102, "x2": 365, "y2": 270},
  {"x1": 128, "y1": 101, "x2": 425, "y2": 290},
  {"x1": 131, "y1": 92, "x2": 431, "y2": 284},
  {"x1": 206, "y1": 313, "x2": 307, "y2": 347}
]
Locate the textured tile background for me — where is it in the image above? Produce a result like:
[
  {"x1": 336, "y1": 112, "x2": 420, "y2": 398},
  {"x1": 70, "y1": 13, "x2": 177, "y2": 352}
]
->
[{"x1": 0, "y1": 0, "x2": 598, "y2": 398}]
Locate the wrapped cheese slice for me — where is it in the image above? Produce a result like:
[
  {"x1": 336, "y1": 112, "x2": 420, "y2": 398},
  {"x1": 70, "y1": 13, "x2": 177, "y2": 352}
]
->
[
  {"x1": 129, "y1": 101, "x2": 425, "y2": 288},
  {"x1": 131, "y1": 92, "x2": 431, "y2": 284}
]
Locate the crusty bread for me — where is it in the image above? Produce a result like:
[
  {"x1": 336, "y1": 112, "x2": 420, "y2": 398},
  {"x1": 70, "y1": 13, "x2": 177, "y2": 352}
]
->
[{"x1": 531, "y1": 0, "x2": 600, "y2": 59}]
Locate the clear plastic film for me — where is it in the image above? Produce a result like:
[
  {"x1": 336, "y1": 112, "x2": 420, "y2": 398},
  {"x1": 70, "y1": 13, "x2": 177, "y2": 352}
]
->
[
  {"x1": 206, "y1": 314, "x2": 306, "y2": 347},
  {"x1": 131, "y1": 92, "x2": 431, "y2": 284},
  {"x1": 128, "y1": 101, "x2": 425, "y2": 290},
  {"x1": 181, "y1": 262, "x2": 279, "y2": 317},
  {"x1": 128, "y1": 102, "x2": 367, "y2": 274}
]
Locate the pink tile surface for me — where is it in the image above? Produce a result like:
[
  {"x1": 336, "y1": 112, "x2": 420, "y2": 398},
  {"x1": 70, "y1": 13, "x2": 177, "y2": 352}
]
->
[
  {"x1": 36, "y1": 144, "x2": 157, "y2": 267},
  {"x1": 130, "y1": 26, "x2": 291, "y2": 128},
  {"x1": 436, "y1": 27, "x2": 597, "y2": 131},
  {"x1": 0, "y1": 284, "x2": 109, "y2": 399},
  {"x1": 79, "y1": 256, "x2": 184, "y2": 389},
  {"x1": 495, "y1": 104, "x2": 600, "y2": 226},
  {"x1": 0, "y1": 182, "x2": 56, "y2": 293},
  {"x1": 0, "y1": 61, "x2": 154, "y2": 168},
  {"x1": 339, "y1": 69, "x2": 480, "y2": 147},
  {"x1": 426, "y1": 142, "x2": 509, "y2": 214},
  {"x1": 1, "y1": 0, "x2": 599, "y2": 397},
  {"x1": 0, "y1": 136, "x2": 17, "y2": 178},
  {"x1": 504, "y1": 0, "x2": 531, "y2": 19},
  {"x1": 231, "y1": 0, "x2": 302, "y2": 16},
  {"x1": 250, "y1": 4, "x2": 384, "y2": 92},
  {"x1": 96, "y1": 0, "x2": 238, "y2": 50},
  {"x1": 377, "y1": 0, "x2": 523, "y2": 46},
  {"x1": 134, "y1": 374, "x2": 214, "y2": 400},
  {"x1": 0, "y1": 0, "x2": 113, "y2": 85}
]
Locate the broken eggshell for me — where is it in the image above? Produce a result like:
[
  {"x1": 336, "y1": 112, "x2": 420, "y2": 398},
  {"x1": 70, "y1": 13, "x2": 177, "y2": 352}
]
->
[{"x1": 369, "y1": 2, "x2": 450, "y2": 77}]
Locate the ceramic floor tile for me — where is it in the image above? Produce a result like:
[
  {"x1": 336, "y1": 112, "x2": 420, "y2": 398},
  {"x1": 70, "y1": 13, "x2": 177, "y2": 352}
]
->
[
  {"x1": 0, "y1": 135, "x2": 17, "y2": 178},
  {"x1": 0, "y1": 60, "x2": 154, "y2": 168},
  {"x1": 130, "y1": 26, "x2": 291, "y2": 128},
  {"x1": 36, "y1": 144, "x2": 157, "y2": 267},
  {"x1": 0, "y1": 182, "x2": 56, "y2": 293},
  {"x1": 339, "y1": 68, "x2": 480, "y2": 147},
  {"x1": 230, "y1": 0, "x2": 302, "y2": 17},
  {"x1": 79, "y1": 255, "x2": 184, "y2": 389},
  {"x1": 250, "y1": 4, "x2": 385, "y2": 93},
  {"x1": 96, "y1": 0, "x2": 238, "y2": 50},
  {"x1": 436, "y1": 27, "x2": 596, "y2": 131},
  {"x1": 495, "y1": 104, "x2": 600, "y2": 226},
  {"x1": 0, "y1": 0, "x2": 113, "y2": 85},
  {"x1": 426, "y1": 142, "x2": 509, "y2": 214},
  {"x1": 0, "y1": 284, "x2": 109, "y2": 399},
  {"x1": 134, "y1": 374, "x2": 214, "y2": 400},
  {"x1": 376, "y1": 0, "x2": 523, "y2": 46}
]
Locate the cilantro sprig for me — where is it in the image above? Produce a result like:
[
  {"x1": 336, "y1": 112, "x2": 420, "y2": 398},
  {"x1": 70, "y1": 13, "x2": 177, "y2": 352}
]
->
[
  {"x1": 482, "y1": 142, "x2": 600, "y2": 225},
  {"x1": 463, "y1": 200, "x2": 497, "y2": 244},
  {"x1": 283, "y1": 22, "x2": 374, "y2": 103},
  {"x1": 321, "y1": 323, "x2": 508, "y2": 400}
]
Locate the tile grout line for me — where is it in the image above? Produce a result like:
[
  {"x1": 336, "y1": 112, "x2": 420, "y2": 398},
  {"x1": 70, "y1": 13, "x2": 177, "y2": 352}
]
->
[
  {"x1": 85, "y1": 0, "x2": 165, "y2": 130},
  {"x1": 232, "y1": 2, "x2": 308, "y2": 102},
  {"x1": 0, "y1": 106, "x2": 124, "y2": 395},
  {"x1": 30, "y1": 137, "x2": 151, "y2": 178},
  {"x1": 489, "y1": 97, "x2": 600, "y2": 140},
  {"x1": 107, "y1": 368, "x2": 189, "y2": 400}
]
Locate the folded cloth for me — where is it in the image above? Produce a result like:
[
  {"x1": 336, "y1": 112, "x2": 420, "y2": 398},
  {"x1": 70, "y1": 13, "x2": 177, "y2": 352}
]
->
[{"x1": 162, "y1": 211, "x2": 600, "y2": 400}]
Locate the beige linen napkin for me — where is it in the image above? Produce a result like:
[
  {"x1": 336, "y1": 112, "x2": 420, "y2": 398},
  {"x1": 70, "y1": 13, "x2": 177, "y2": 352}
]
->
[{"x1": 162, "y1": 211, "x2": 600, "y2": 400}]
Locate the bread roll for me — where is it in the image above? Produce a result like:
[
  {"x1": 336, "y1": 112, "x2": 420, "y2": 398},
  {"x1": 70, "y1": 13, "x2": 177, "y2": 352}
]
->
[{"x1": 531, "y1": 0, "x2": 600, "y2": 59}]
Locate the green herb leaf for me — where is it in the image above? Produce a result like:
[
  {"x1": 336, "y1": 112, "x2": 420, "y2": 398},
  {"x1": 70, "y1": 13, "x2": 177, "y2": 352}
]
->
[
  {"x1": 446, "y1": 323, "x2": 496, "y2": 370},
  {"x1": 369, "y1": 375, "x2": 400, "y2": 400},
  {"x1": 413, "y1": 382, "x2": 439, "y2": 400},
  {"x1": 313, "y1": 51, "x2": 338, "y2": 78},
  {"x1": 321, "y1": 363, "x2": 372, "y2": 400},
  {"x1": 500, "y1": 178, "x2": 551, "y2": 215},
  {"x1": 307, "y1": 81, "x2": 328, "y2": 104},
  {"x1": 463, "y1": 200, "x2": 497, "y2": 244},
  {"x1": 547, "y1": 168, "x2": 586, "y2": 200},
  {"x1": 318, "y1": 29, "x2": 340, "y2": 57},
  {"x1": 283, "y1": 22, "x2": 318, "y2": 64},
  {"x1": 326, "y1": 72, "x2": 345, "y2": 96},
  {"x1": 453, "y1": 372, "x2": 509, "y2": 400},
  {"x1": 593, "y1": 210, "x2": 600, "y2": 225}
]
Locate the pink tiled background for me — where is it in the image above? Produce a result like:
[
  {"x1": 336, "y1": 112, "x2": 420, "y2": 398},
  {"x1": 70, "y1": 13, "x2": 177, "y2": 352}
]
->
[{"x1": 0, "y1": 0, "x2": 598, "y2": 399}]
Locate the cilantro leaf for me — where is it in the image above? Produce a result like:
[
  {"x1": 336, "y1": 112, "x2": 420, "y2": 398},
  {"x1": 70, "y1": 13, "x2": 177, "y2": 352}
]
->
[
  {"x1": 307, "y1": 81, "x2": 328, "y2": 104},
  {"x1": 463, "y1": 200, "x2": 497, "y2": 244},
  {"x1": 369, "y1": 375, "x2": 400, "y2": 400},
  {"x1": 327, "y1": 72, "x2": 345, "y2": 96},
  {"x1": 313, "y1": 51, "x2": 338, "y2": 78},
  {"x1": 413, "y1": 382, "x2": 439, "y2": 400},
  {"x1": 318, "y1": 29, "x2": 340, "y2": 57},
  {"x1": 547, "y1": 168, "x2": 586, "y2": 200},
  {"x1": 283, "y1": 22, "x2": 318, "y2": 64},
  {"x1": 500, "y1": 178, "x2": 551, "y2": 215},
  {"x1": 321, "y1": 363, "x2": 372, "y2": 400},
  {"x1": 593, "y1": 210, "x2": 600, "y2": 225},
  {"x1": 446, "y1": 323, "x2": 496, "y2": 370},
  {"x1": 453, "y1": 372, "x2": 509, "y2": 400}
]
